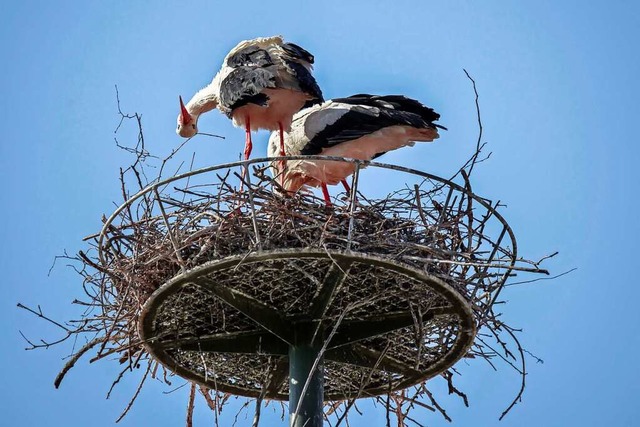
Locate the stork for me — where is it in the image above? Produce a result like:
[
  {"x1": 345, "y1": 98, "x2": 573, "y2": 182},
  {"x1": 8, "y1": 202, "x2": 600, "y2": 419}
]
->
[
  {"x1": 176, "y1": 36, "x2": 324, "y2": 161},
  {"x1": 268, "y1": 94, "x2": 446, "y2": 205}
]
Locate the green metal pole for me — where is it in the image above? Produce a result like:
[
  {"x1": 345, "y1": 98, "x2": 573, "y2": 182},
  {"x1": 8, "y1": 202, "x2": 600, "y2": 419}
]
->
[{"x1": 289, "y1": 326, "x2": 324, "y2": 427}]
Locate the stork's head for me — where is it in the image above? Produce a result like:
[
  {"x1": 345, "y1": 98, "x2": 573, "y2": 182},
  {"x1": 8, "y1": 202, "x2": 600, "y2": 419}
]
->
[{"x1": 176, "y1": 96, "x2": 198, "y2": 138}]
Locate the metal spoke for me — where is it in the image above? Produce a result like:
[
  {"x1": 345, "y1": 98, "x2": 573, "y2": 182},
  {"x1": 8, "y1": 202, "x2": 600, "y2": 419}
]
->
[
  {"x1": 195, "y1": 277, "x2": 294, "y2": 345},
  {"x1": 308, "y1": 259, "x2": 352, "y2": 320},
  {"x1": 159, "y1": 330, "x2": 288, "y2": 355},
  {"x1": 328, "y1": 306, "x2": 454, "y2": 349},
  {"x1": 326, "y1": 344, "x2": 421, "y2": 377}
]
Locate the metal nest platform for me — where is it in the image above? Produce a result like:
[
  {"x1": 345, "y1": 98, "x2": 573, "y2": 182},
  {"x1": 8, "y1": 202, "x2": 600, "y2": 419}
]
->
[
  {"x1": 91, "y1": 156, "x2": 527, "y2": 403},
  {"x1": 139, "y1": 250, "x2": 475, "y2": 400}
]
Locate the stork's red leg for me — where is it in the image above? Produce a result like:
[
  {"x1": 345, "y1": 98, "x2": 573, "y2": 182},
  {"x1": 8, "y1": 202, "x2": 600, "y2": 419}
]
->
[
  {"x1": 321, "y1": 183, "x2": 332, "y2": 207},
  {"x1": 341, "y1": 179, "x2": 351, "y2": 195},
  {"x1": 278, "y1": 122, "x2": 286, "y2": 186},
  {"x1": 342, "y1": 178, "x2": 358, "y2": 205},
  {"x1": 278, "y1": 122, "x2": 286, "y2": 156},
  {"x1": 244, "y1": 117, "x2": 252, "y2": 160},
  {"x1": 239, "y1": 116, "x2": 252, "y2": 196}
]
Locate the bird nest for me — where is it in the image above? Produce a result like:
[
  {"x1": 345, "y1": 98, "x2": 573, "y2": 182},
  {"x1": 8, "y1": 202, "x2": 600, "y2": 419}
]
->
[
  {"x1": 21, "y1": 85, "x2": 552, "y2": 425},
  {"x1": 31, "y1": 152, "x2": 546, "y2": 417},
  {"x1": 123, "y1": 157, "x2": 507, "y2": 402}
]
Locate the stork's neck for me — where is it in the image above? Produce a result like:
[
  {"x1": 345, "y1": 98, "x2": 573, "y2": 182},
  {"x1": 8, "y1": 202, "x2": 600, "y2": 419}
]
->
[{"x1": 187, "y1": 84, "x2": 219, "y2": 116}]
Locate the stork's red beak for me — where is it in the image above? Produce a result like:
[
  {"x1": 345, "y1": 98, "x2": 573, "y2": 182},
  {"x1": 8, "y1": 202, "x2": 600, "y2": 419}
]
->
[{"x1": 179, "y1": 96, "x2": 193, "y2": 125}]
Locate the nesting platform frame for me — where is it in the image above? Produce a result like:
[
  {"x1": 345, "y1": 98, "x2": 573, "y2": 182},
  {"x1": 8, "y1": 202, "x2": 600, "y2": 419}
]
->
[{"x1": 138, "y1": 250, "x2": 476, "y2": 397}]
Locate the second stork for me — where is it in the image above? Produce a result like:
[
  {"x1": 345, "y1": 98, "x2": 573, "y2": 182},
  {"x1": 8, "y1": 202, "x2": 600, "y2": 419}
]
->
[{"x1": 268, "y1": 94, "x2": 446, "y2": 205}]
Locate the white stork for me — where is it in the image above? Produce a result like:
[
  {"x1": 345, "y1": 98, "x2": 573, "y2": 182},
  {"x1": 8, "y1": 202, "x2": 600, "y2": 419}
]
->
[
  {"x1": 268, "y1": 94, "x2": 445, "y2": 205},
  {"x1": 176, "y1": 35, "x2": 323, "y2": 160}
]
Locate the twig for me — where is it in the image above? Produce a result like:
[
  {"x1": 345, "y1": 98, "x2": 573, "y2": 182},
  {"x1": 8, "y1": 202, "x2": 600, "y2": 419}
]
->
[
  {"x1": 498, "y1": 326, "x2": 527, "y2": 420},
  {"x1": 54, "y1": 337, "x2": 106, "y2": 388},
  {"x1": 186, "y1": 383, "x2": 196, "y2": 427},
  {"x1": 505, "y1": 268, "x2": 576, "y2": 286},
  {"x1": 116, "y1": 362, "x2": 151, "y2": 423}
]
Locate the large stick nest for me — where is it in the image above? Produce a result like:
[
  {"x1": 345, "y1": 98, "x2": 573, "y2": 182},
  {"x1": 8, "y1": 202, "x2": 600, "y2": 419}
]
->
[{"x1": 20, "y1": 81, "x2": 553, "y2": 426}]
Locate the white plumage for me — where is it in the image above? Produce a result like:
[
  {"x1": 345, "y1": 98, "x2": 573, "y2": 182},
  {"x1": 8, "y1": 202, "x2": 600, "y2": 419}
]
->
[
  {"x1": 268, "y1": 94, "x2": 444, "y2": 202},
  {"x1": 176, "y1": 36, "x2": 323, "y2": 160}
]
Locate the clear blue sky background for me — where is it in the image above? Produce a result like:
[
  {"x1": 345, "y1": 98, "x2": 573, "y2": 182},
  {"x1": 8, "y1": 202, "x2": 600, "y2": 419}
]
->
[{"x1": 1, "y1": 1, "x2": 638, "y2": 426}]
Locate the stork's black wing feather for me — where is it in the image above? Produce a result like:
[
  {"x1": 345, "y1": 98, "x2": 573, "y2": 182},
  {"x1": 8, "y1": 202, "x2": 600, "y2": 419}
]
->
[
  {"x1": 226, "y1": 45, "x2": 274, "y2": 68},
  {"x1": 331, "y1": 94, "x2": 444, "y2": 128},
  {"x1": 281, "y1": 42, "x2": 315, "y2": 64},
  {"x1": 282, "y1": 60, "x2": 324, "y2": 106},
  {"x1": 219, "y1": 67, "x2": 275, "y2": 112},
  {"x1": 300, "y1": 103, "x2": 439, "y2": 155}
]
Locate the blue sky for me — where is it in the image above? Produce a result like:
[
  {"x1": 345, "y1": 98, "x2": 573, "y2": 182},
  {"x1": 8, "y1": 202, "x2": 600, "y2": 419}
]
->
[{"x1": 1, "y1": 1, "x2": 639, "y2": 426}]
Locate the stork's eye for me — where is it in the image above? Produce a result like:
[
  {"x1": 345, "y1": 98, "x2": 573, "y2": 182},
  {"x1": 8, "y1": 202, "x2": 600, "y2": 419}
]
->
[{"x1": 192, "y1": 124, "x2": 196, "y2": 129}]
